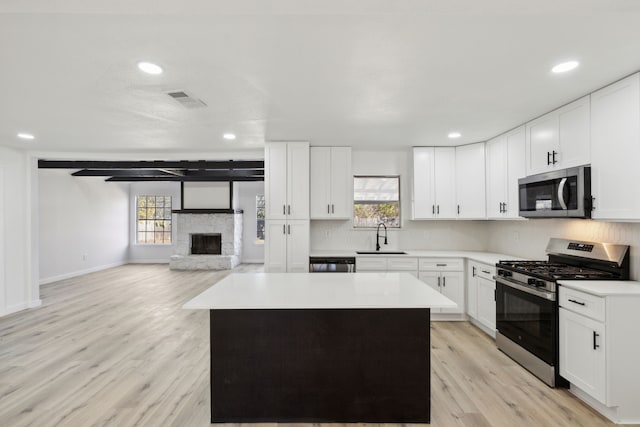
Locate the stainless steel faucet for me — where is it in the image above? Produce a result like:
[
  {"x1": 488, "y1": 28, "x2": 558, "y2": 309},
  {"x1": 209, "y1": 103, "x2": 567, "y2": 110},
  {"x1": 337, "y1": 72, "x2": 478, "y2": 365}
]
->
[{"x1": 376, "y1": 222, "x2": 388, "y2": 251}]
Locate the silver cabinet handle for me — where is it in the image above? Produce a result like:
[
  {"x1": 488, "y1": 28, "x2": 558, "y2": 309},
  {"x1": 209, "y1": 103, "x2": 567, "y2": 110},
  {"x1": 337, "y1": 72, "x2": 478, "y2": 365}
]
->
[
  {"x1": 283, "y1": 204, "x2": 286, "y2": 215},
  {"x1": 288, "y1": 205, "x2": 291, "y2": 215},
  {"x1": 327, "y1": 204, "x2": 330, "y2": 214},
  {"x1": 482, "y1": 270, "x2": 490, "y2": 275},
  {"x1": 593, "y1": 331, "x2": 600, "y2": 350},
  {"x1": 457, "y1": 205, "x2": 460, "y2": 215},
  {"x1": 437, "y1": 277, "x2": 441, "y2": 287},
  {"x1": 558, "y1": 178, "x2": 568, "y2": 210},
  {"x1": 332, "y1": 204, "x2": 334, "y2": 214},
  {"x1": 283, "y1": 224, "x2": 286, "y2": 234},
  {"x1": 437, "y1": 205, "x2": 440, "y2": 214},
  {"x1": 443, "y1": 276, "x2": 446, "y2": 287},
  {"x1": 503, "y1": 202, "x2": 507, "y2": 213},
  {"x1": 432, "y1": 205, "x2": 435, "y2": 215},
  {"x1": 436, "y1": 263, "x2": 447, "y2": 267},
  {"x1": 472, "y1": 266, "x2": 476, "y2": 277},
  {"x1": 287, "y1": 224, "x2": 291, "y2": 234}
]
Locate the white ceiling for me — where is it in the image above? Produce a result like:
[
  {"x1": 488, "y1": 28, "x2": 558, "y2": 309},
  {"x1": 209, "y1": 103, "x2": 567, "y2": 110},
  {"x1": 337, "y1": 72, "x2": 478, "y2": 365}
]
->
[{"x1": 2, "y1": 0, "x2": 640, "y2": 154}]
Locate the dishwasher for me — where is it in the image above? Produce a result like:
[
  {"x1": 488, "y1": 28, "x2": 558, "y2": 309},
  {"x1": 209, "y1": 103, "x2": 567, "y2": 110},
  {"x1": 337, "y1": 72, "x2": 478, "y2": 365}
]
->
[{"x1": 309, "y1": 256, "x2": 356, "y2": 273}]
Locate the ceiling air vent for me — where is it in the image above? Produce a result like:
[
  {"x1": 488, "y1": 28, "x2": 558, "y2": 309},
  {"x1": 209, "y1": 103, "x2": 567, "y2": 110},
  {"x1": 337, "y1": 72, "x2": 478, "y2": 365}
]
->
[{"x1": 166, "y1": 90, "x2": 207, "y2": 109}]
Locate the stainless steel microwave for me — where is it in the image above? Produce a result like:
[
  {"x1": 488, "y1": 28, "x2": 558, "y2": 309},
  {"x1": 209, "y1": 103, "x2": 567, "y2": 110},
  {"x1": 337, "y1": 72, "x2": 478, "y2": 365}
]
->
[{"x1": 518, "y1": 166, "x2": 592, "y2": 218}]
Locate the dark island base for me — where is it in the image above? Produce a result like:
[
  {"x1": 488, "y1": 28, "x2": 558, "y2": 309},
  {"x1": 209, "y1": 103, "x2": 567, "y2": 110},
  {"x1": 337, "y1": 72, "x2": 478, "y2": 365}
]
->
[{"x1": 209, "y1": 308, "x2": 431, "y2": 423}]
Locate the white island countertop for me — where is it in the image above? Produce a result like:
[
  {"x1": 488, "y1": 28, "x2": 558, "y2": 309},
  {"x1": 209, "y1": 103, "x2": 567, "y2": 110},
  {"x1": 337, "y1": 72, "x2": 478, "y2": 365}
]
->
[{"x1": 183, "y1": 272, "x2": 457, "y2": 310}]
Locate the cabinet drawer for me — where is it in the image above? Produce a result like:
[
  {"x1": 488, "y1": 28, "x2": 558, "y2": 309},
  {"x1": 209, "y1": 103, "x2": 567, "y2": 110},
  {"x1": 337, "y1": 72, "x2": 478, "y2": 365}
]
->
[
  {"x1": 356, "y1": 257, "x2": 387, "y2": 271},
  {"x1": 476, "y1": 264, "x2": 496, "y2": 281},
  {"x1": 559, "y1": 287, "x2": 605, "y2": 322},
  {"x1": 419, "y1": 258, "x2": 463, "y2": 271},
  {"x1": 387, "y1": 257, "x2": 419, "y2": 271}
]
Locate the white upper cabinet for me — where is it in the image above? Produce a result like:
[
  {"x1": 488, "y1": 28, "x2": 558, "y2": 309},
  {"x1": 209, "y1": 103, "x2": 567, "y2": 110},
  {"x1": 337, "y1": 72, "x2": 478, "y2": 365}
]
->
[
  {"x1": 310, "y1": 147, "x2": 352, "y2": 219},
  {"x1": 413, "y1": 147, "x2": 456, "y2": 219},
  {"x1": 265, "y1": 142, "x2": 309, "y2": 220},
  {"x1": 455, "y1": 143, "x2": 486, "y2": 219},
  {"x1": 591, "y1": 73, "x2": 640, "y2": 220},
  {"x1": 486, "y1": 126, "x2": 526, "y2": 219},
  {"x1": 525, "y1": 96, "x2": 590, "y2": 176}
]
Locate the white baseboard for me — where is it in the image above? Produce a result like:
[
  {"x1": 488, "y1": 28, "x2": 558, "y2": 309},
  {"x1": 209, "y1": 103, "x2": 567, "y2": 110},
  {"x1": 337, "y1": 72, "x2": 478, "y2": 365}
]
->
[
  {"x1": 1, "y1": 298, "x2": 40, "y2": 317},
  {"x1": 128, "y1": 259, "x2": 170, "y2": 264},
  {"x1": 241, "y1": 259, "x2": 264, "y2": 264},
  {"x1": 39, "y1": 261, "x2": 127, "y2": 285}
]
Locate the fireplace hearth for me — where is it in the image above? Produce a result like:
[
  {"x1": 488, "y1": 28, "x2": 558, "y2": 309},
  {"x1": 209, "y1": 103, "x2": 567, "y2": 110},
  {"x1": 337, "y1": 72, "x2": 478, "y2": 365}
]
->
[{"x1": 191, "y1": 233, "x2": 222, "y2": 255}]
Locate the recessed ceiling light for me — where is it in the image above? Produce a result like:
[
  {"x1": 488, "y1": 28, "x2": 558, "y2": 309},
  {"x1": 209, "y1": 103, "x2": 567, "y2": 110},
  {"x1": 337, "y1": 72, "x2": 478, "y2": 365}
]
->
[
  {"x1": 17, "y1": 133, "x2": 35, "y2": 140},
  {"x1": 137, "y1": 61, "x2": 163, "y2": 75},
  {"x1": 223, "y1": 133, "x2": 236, "y2": 140},
  {"x1": 448, "y1": 132, "x2": 462, "y2": 139},
  {"x1": 551, "y1": 61, "x2": 579, "y2": 74}
]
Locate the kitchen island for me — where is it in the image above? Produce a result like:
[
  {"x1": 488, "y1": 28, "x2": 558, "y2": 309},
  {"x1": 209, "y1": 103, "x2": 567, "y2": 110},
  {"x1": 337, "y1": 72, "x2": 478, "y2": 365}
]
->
[{"x1": 183, "y1": 272, "x2": 456, "y2": 423}]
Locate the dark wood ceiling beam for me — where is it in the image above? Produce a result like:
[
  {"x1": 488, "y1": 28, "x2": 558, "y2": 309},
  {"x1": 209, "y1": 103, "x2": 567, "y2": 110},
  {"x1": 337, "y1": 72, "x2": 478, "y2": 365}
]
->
[
  {"x1": 105, "y1": 176, "x2": 264, "y2": 182},
  {"x1": 71, "y1": 169, "x2": 178, "y2": 177},
  {"x1": 39, "y1": 160, "x2": 264, "y2": 170},
  {"x1": 185, "y1": 169, "x2": 264, "y2": 178}
]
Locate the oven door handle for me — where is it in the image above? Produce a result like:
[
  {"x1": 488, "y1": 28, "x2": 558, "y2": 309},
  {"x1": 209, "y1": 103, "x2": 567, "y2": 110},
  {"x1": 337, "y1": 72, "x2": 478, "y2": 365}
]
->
[
  {"x1": 496, "y1": 277, "x2": 556, "y2": 301},
  {"x1": 558, "y1": 178, "x2": 568, "y2": 210}
]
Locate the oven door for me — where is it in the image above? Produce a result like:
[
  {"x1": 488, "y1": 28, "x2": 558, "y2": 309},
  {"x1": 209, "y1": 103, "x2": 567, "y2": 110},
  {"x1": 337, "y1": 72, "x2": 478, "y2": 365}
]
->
[{"x1": 496, "y1": 279, "x2": 557, "y2": 365}]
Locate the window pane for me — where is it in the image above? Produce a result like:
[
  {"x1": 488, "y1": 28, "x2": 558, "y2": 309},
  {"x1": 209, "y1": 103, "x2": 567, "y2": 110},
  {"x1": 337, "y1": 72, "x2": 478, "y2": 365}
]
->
[
  {"x1": 137, "y1": 197, "x2": 147, "y2": 208},
  {"x1": 137, "y1": 221, "x2": 146, "y2": 232},
  {"x1": 353, "y1": 177, "x2": 400, "y2": 228},
  {"x1": 137, "y1": 208, "x2": 147, "y2": 220},
  {"x1": 164, "y1": 208, "x2": 172, "y2": 218},
  {"x1": 154, "y1": 231, "x2": 164, "y2": 242},
  {"x1": 354, "y1": 177, "x2": 399, "y2": 202}
]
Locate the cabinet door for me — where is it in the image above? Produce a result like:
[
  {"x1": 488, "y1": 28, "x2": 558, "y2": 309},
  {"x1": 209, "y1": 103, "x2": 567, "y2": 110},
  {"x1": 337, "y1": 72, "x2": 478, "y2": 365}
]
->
[
  {"x1": 286, "y1": 220, "x2": 310, "y2": 273},
  {"x1": 329, "y1": 147, "x2": 352, "y2": 219},
  {"x1": 265, "y1": 143, "x2": 288, "y2": 219},
  {"x1": 413, "y1": 147, "x2": 436, "y2": 218},
  {"x1": 309, "y1": 147, "x2": 331, "y2": 219},
  {"x1": 485, "y1": 136, "x2": 507, "y2": 218},
  {"x1": 477, "y1": 277, "x2": 496, "y2": 332},
  {"x1": 559, "y1": 308, "x2": 607, "y2": 403},
  {"x1": 505, "y1": 126, "x2": 526, "y2": 218},
  {"x1": 440, "y1": 271, "x2": 464, "y2": 314},
  {"x1": 526, "y1": 111, "x2": 559, "y2": 175},
  {"x1": 287, "y1": 143, "x2": 310, "y2": 220},
  {"x1": 418, "y1": 271, "x2": 442, "y2": 313},
  {"x1": 434, "y1": 147, "x2": 457, "y2": 218},
  {"x1": 467, "y1": 262, "x2": 479, "y2": 318},
  {"x1": 456, "y1": 143, "x2": 486, "y2": 219},
  {"x1": 264, "y1": 220, "x2": 288, "y2": 272},
  {"x1": 557, "y1": 96, "x2": 590, "y2": 169},
  {"x1": 591, "y1": 73, "x2": 640, "y2": 220}
]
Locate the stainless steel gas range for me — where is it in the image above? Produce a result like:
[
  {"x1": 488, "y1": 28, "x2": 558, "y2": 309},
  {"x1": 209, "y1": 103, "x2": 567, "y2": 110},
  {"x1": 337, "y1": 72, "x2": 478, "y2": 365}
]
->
[{"x1": 495, "y1": 238, "x2": 629, "y2": 387}]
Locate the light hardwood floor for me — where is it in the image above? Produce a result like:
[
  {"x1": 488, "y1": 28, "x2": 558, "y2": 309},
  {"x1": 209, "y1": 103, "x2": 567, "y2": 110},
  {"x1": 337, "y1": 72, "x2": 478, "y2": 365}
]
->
[{"x1": 0, "y1": 264, "x2": 634, "y2": 427}]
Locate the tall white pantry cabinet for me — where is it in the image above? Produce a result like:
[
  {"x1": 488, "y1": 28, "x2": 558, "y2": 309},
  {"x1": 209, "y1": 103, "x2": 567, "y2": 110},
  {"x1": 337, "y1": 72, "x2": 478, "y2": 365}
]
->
[{"x1": 264, "y1": 142, "x2": 310, "y2": 272}]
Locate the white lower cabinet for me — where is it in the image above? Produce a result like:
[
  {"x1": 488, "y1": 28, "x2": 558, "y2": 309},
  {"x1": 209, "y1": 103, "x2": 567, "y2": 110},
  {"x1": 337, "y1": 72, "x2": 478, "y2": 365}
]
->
[
  {"x1": 264, "y1": 220, "x2": 309, "y2": 272},
  {"x1": 559, "y1": 285, "x2": 640, "y2": 424},
  {"x1": 466, "y1": 261, "x2": 496, "y2": 337},
  {"x1": 418, "y1": 258, "x2": 465, "y2": 317},
  {"x1": 356, "y1": 257, "x2": 418, "y2": 277}
]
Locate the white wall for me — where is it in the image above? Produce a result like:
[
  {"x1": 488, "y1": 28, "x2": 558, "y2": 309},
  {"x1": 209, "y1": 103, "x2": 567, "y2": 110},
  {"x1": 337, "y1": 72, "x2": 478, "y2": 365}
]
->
[
  {"x1": 38, "y1": 170, "x2": 130, "y2": 284},
  {"x1": 1, "y1": 147, "x2": 39, "y2": 316},
  {"x1": 486, "y1": 219, "x2": 640, "y2": 281},
  {"x1": 128, "y1": 181, "x2": 181, "y2": 263},
  {"x1": 234, "y1": 181, "x2": 265, "y2": 263},
  {"x1": 311, "y1": 149, "x2": 489, "y2": 251}
]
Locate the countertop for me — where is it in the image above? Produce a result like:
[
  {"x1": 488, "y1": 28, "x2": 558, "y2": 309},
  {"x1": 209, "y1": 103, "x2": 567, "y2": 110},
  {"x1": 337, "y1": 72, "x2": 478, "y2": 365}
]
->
[
  {"x1": 558, "y1": 280, "x2": 640, "y2": 296},
  {"x1": 310, "y1": 250, "x2": 521, "y2": 266},
  {"x1": 183, "y1": 272, "x2": 458, "y2": 310}
]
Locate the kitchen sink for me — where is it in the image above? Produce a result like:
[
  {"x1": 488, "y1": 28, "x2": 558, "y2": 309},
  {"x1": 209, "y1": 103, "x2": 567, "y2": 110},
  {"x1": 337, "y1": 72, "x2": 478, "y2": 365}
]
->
[{"x1": 356, "y1": 251, "x2": 407, "y2": 255}]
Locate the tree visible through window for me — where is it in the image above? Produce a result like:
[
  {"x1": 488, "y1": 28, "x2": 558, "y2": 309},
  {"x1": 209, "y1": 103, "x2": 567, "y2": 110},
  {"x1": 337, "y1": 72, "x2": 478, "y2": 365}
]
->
[
  {"x1": 353, "y1": 176, "x2": 400, "y2": 228},
  {"x1": 136, "y1": 196, "x2": 172, "y2": 244},
  {"x1": 256, "y1": 195, "x2": 265, "y2": 243}
]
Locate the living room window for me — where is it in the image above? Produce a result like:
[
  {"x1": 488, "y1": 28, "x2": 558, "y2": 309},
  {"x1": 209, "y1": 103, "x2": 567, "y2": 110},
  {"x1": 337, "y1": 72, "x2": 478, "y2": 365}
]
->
[
  {"x1": 256, "y1": 194, "x2": 265, "y2": 243},
  {"x1": 136, "y1": 195, "x2": 172, "y2": 244},
  {"x1": 353, "y1": 176, "x2": 401, "y2": 228}
]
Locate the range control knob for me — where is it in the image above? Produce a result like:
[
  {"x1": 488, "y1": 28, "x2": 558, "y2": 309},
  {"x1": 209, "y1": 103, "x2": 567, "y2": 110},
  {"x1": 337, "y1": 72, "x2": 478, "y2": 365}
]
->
[
  {"x1": 527, "y1": 278, "x2": 537, "y2": 286},
  {"x1": 502, "y1": 270, "x2": 512, "y2": 277}
]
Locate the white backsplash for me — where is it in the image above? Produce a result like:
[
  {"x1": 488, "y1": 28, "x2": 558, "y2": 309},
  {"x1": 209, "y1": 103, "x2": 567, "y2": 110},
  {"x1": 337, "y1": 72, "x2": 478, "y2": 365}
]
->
[
  {"x1": 312, "y1": 218, "x2": 640, "y2": 280},
  {"x1": 311, "y1": 220, "x2": 489, "y2": 252}
]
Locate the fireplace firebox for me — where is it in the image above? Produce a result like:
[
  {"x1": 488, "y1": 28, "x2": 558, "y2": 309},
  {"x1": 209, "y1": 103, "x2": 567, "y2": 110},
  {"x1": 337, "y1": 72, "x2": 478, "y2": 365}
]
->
[{"x1": 191, "y1": 233, "x2": 222, "y2": 255}]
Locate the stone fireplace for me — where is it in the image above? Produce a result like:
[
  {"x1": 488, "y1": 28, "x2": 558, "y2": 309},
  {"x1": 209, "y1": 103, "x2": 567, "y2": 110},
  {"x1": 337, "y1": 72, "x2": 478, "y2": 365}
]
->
[{"x1": 169, "y1": 213, "x2": 242, "y2": 270}]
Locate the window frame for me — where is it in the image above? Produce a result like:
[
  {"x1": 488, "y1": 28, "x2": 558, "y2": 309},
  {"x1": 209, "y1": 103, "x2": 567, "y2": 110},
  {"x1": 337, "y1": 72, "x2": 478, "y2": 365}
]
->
[
  {"x1": 135, "y1": 195, "x2": 173, "y2": 245},
  {"x1": 352, "y1": 175, "x2": 402, "y2": 229}
]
